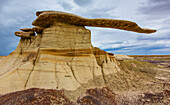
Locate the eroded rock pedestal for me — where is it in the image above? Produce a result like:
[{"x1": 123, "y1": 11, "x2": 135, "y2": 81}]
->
[
  {"x1": 0, "y1": 14, "x2": 121, "y2": 94},
  {"x1": 1, "y1": 11, "x2": 164, "y2": 104}
]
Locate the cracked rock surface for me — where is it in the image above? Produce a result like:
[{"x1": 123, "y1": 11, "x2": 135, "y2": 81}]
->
[
  {"x1": 0, "y1": 11, "x2": 169, "y2": 104},
  {"x1": 0, "y1": 17, "x2": 120, "y2": 95}
]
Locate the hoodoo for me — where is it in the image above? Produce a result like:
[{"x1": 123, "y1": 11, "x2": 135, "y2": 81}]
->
[{"x1": 0, "y1": 11, "x2": 156, "y2": 95}]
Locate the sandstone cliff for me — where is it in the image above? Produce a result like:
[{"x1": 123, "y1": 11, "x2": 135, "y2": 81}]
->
[{"x1": 1, "y1": 11, "x2": 169, "y2": 105}]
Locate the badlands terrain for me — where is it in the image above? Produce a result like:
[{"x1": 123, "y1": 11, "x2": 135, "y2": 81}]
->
[
  {"x1": 0, "y1": 55, "x2": 169, "y2": 104},
  {"x1": 0, "y1": 11, "x2": 169, "y2": 104}
]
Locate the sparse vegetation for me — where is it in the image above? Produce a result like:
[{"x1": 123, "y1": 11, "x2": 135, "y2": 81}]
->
[{"x1": 119, "y1": 59, "x2": 157, "y2": 78}]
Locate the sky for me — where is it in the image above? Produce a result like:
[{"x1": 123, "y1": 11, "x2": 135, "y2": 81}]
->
[{"x1": 0, "y1": 0, "x2": 170, "y2": 55}]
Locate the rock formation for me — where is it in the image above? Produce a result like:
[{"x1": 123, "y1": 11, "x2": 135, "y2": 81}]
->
[
  {"x1": 0, "y1": 10, "x2": 159, "y2": 99},
  {"x1": 33, "y1": 11, "x2": 156, "y2": 33},
  {"x1": 114, "y1": 54, "x2": 134, "y2": 60}
]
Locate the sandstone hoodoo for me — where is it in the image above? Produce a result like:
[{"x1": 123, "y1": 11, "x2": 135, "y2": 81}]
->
[{"x1": 2, "y1": 11, "x2": 169, "y2": 104}]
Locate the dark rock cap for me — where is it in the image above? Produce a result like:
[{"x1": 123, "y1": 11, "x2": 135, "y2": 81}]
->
[
  {"x1": 32, "y1": 11, "x2": 156, "y2": 34},
  {"x1": 32, "y1": 26, "x2": 44, "y2": 34},
  {"x1": 20, "y1": 28, "x2": 34, "y2": 32},
  {"x1": 15, "y1": 31, "x2": 35, "y2": 38}
]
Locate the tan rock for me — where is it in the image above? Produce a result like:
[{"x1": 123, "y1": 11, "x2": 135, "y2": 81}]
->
[
  {"x1": 0, "y1": 22, "x2": 120, "y2": 94},
  {"x1": 15, "y1": 31, "x2": 35, "y2": 38},
  {"x1": 20, "y1": 28, "x2": 33, "y2": 32},
  {"x1": 0, "y1": 56, "x2": 6, "y2": 59},
  {"x1": 32, "y1": 26, "x2": 44, "y2": 34},
  {"x1": 33, "y1": 11, "x2": 156, "y2": 33},
  {"x1": 114, "y1": 54, "x2": 134, "y2": 60},
  {"x1": 0, "y1": 11, "x2": 156, "y2": 94}
]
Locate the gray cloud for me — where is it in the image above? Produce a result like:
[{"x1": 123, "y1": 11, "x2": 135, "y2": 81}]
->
[
  {"x1": 0, "y1": 25, "x2": 19, "y2": 55},
  {"x1": 81, "y1": 7, "x2": 116, "y2": 18},
  {"x1": 100, "y1": 39, "x2": 170, "y2": 55},
  {"x1": 59, "y1": 1, "x2": 73, "y2": 10},
  {"x1": 74, "y1": 0, "x2": 92, "y2": 6},
  {"x1": 139, "y1": 0, "x2": 170, "y2": 16},
  {"x1": 137, "y1": 0, "x2": 170, "y2": 44}
]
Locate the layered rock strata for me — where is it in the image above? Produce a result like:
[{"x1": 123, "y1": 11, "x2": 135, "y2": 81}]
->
[{"x1": 0, "y1": 11, "x2": 156, "y2": 94}]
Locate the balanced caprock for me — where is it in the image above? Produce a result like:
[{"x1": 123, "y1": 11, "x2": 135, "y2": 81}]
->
[{"x1": 0, "y1": 11, "x2": 158, "y2": 98}]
